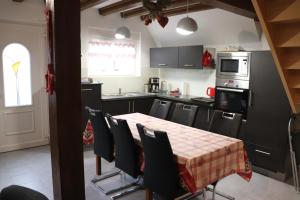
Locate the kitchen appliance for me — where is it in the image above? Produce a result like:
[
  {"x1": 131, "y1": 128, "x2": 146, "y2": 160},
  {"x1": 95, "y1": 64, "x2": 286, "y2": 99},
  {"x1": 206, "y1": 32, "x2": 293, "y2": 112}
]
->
[
  {"x1": 160, "y1": 81, "x2": 167, "y2": 92},
  {"x1": 206, "y1": 87, "x2": 215, "y2": 98},
  {"x1": 214, "y1": 87, "x2": 250, "y2": 119},
  {"x1": 217, "y1": 52, "x2": 251, "y2": 81},
  {"x1": 214, "y1": 52, "x2": 252, "y2": 119},
  {"x1": 149, "y1": 77, "x2": 160, "y2": 93}
]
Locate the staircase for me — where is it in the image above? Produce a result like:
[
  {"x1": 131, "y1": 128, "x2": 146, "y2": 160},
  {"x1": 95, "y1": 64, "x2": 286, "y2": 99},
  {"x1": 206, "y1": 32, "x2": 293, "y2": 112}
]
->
[{"x1": 252, "y1": 0, "x2": 300, "y2": 113}]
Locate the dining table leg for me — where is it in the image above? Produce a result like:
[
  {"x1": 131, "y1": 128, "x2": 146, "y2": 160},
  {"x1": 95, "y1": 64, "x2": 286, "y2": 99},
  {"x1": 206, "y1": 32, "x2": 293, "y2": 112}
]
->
[
  {"x1": 96, "y1": 155, "x2": 101, "y2": 175},
  {"x1": 145, "y1": 188, "x2": 153, "y2": 200}
]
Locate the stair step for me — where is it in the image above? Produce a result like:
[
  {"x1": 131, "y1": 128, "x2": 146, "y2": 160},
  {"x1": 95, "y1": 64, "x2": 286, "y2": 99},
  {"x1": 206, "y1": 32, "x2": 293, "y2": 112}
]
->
[
  {"x1": 293, "y1": 83, "x2": 300, "y2": 89},
  {"x1": 279, "y1": 32, "x2": 300, "y2": 47},
  {"x1": 285, "y1": 60, "x2": 300, "y2": 70},
  {"x1": 269, "y1": 0, "x2": 300, "y2": 23}
]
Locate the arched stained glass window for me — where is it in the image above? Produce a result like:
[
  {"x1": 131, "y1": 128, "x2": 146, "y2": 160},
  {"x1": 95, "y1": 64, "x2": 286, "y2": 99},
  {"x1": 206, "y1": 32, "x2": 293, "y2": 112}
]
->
[{"x1": 2, "y1": 43, "x2": 32, "y2": 107}]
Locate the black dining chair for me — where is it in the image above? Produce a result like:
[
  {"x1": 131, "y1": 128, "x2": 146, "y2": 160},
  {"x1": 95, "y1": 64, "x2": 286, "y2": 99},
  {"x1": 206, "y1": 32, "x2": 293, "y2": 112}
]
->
[
  {"x1": 136, "y1": 123, "x2": 205, "y2": 200},
  {"x1": 207, "y1": 110, "x2": 243, "y2": 200},
  {"x1": 208, "y1": 110, "x2": 243, "y2": 138},
  {"x1": 0, "y1": 185, "x2": 49, "y2": 200},
  {"x1": 288, "y1": 113, "x2": 300, "y2": 192},
  {"x1": 149, "y1": 99, "x2": 172, "y2": 119},
  {"x1": 86, "y1": 107, "x2": 122, "y2": 194},
  {"x1": 170, "y1": 103, "x2": 198, "y2": 126},
  {"x1": 106, "y1": 114, "x2": 143, "y2": 199}
]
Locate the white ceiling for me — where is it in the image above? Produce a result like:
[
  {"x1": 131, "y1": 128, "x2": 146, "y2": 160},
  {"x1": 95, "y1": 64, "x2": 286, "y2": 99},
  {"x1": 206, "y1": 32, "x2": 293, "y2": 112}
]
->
[{"x1": 146, "y1": 9, "x2": 263, "y2": 50}]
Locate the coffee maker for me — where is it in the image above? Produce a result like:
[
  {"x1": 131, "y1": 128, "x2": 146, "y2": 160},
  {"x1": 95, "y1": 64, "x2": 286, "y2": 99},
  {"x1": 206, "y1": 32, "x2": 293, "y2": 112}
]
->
[{"x1": 148, "y1": 77, "x2": 159, "y2": 93}]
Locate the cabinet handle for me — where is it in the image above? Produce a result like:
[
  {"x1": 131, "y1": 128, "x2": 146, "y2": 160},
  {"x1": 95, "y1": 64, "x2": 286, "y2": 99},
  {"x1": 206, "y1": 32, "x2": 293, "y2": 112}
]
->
[
  {"x1": 158, "y1": 64, "x2": 167, "y2": 66},
  {"x1": 248, "y1": 90, "x2": 253, "y2": 108},
  {"x1": 207, "y1": 108, "x2": 210, "y2": 122},
  {"x1": 184, "y1": 64, "x2": 194, "y2": 67},
  {"x1": 81, "y1": 88, "x2": 93, "y2": 91},
  {"x1": 132, "y1": 101, "x2": 135, "y2": 112},
  {"x1": 255, "y1": 149, "x2": 271, "y2": 156},
  {"x1": 128, "y1": 101, "x2": 131, "y2": 113}
]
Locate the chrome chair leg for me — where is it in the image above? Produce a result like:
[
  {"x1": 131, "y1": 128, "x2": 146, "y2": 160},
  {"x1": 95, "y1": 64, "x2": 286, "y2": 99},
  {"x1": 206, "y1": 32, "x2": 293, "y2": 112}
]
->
[
  {"x1": 288, "y1": 115, "x2": 300, "y2": 193},
  {"x1": 206, "y1": 183, "x2": 235, "y2": 200},
  {"x1": 109, "y1": 175, "x2": 143, "y2": 199}
]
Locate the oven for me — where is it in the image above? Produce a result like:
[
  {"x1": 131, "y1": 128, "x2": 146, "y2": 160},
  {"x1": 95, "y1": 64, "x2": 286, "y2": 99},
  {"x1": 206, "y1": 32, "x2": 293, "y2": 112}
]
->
[
  {"x1": 217, "y1": 52, "x2": 251, "y2": 81},
  {"x1": 214, "y1": 86, "x2": 251, "y2": 119}
]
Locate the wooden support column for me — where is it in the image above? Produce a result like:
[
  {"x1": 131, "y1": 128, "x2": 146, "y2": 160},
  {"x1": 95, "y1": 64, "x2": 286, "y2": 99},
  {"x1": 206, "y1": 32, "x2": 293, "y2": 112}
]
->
[{"x1": 48, "y1": 0, "x2": 85, "y2": 200}]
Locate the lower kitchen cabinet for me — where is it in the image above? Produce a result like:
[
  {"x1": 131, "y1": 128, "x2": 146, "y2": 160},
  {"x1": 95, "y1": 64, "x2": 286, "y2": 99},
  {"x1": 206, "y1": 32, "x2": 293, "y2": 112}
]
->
[
  {"x1": 101, "y1": 97, "x2": 154, "y2": 116},
  {"x1": 193, "y1": 106, "x2": 213, "y2": 130},
  {"x1": 245, "y1": 142, "x2": 286, "y2": 172},
  {"x1": 133, "y1": 98, "x2": 155, "y2": 114},
  {"x1": 101, "y1": 99, "x2": 130, "y2": 116}
]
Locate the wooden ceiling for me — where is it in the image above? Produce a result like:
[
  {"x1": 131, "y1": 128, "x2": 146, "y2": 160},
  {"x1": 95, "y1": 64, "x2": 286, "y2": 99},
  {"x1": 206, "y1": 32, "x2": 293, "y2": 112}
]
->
[{"x1": 81, "y1": 0, "x2": 257, "y2": 21}]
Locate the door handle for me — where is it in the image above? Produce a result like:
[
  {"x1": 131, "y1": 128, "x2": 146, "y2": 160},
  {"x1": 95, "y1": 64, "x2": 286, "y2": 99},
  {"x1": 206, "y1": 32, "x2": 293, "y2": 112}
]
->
[
  {"x1": 158, "y1": 64, "x2": 167, "y2": 66},
  {"x1": 81, "y1": 88, "x2": 93, "y2": 92},
  {"x1": 255, "y1": 149, "x2": 271, "y2": 156},
  {"x1": 128, "y1": 101, "x2": 131, "y2": 113},
  {"x1": 184, "y1": 64, "x2": 194, "y2": 67},
  {"x1": 248, "y1": 90, "x2": 253, "y2": 108},
  {"x1": 132, "y1": 101, "x2": 135, "y2": 112}
]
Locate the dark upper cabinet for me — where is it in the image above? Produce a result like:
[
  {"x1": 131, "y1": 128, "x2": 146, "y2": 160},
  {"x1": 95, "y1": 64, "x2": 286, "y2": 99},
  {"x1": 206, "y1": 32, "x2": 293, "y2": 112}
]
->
[
  {"x1": 178, "y1": 46, "x2": 203, "y2": 69},
  {"x1": 150, "y1": 47, "x2": 178, "y2": 68}
]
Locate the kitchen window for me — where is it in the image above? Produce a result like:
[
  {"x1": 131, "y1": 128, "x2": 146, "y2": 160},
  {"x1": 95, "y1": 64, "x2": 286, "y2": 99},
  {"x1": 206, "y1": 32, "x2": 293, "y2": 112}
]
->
[{"x1": 87, "y1": 28, "x2": 141, "y2": 77}]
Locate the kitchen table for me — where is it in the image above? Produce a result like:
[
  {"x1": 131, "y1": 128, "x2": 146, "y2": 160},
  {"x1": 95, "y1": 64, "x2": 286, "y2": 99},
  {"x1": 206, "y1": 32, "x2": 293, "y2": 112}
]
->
[{"x1": 114, "y1": 113, "x2": 252, "y2": 199}]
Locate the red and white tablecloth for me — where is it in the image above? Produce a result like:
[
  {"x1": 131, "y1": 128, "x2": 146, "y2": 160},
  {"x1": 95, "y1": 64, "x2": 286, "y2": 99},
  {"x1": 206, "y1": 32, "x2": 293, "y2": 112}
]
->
[{"x1": 115, "y1": 113, "x2": 252, "y2": 193}]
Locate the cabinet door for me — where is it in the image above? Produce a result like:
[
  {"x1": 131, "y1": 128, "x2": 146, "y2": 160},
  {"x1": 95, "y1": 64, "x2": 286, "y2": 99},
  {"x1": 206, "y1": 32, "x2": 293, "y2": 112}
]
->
[
  {"x1": 81, "y1": 84, "x2": 101, "y2": 131},
  {"x1": 150, "y1": 47, "x2": 178, "y2": 68},
  {"x1": 245, "y1": 51, "x2": 291, "y2": 148},
  {"x1": 178, "y1": 46, "x2": 203, "y2": 69},
  {"x1": 193, "y1": 106, "x2": 212, "y2": 130},
  {"x1": 133, "y1": 98, "x2": 154, "y2": 114},
  {"x1": 101, "y1": 100, "x2": 130, "y2": 116},
  {"x1": 244, "y1": 51, "x2": 291, "y2": 172}
]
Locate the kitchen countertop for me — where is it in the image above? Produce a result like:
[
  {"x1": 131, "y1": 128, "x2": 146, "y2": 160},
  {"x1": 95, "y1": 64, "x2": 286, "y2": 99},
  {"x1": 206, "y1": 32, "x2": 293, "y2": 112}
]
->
[{"x1": 101, "y1": 92, "x2": 214, "y2": 107}]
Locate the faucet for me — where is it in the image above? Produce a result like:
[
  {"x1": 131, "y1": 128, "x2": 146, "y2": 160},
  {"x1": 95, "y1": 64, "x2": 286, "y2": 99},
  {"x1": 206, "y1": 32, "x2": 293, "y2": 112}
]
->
[{"x1": 118, "y1": 88, "x2": 122, "y2": 95}]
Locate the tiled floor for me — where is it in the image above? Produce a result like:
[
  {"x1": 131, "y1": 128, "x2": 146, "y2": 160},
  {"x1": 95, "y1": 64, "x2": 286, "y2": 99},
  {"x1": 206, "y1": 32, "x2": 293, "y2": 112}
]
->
[{"x1": 0, "y1": 145, "x2": 299, "y2": 200}]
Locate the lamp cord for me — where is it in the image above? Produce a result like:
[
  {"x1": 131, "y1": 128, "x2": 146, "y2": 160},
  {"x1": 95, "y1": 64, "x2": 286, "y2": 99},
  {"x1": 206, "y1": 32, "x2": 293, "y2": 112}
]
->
[{"x1": 186, "y1": 0, "x2": 189, "y2": 17}]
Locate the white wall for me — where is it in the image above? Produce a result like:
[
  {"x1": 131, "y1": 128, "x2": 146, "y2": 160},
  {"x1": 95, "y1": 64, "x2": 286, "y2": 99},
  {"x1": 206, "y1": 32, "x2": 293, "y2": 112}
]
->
[
  {"x1": 81, "y1": 9, "x2": 159, "y2": 94},
  {"x1": 147, "y1": 9, "x2": 270, "y2": 97},
  {"x1": 0, "y1": 0, "x2": 45, "y2": 25}
]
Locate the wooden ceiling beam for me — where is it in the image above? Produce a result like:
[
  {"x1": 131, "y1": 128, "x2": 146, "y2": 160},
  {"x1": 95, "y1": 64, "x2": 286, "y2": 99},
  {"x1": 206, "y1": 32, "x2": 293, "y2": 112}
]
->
[
  {"x1": 121, "y1": 0, "x2": 207, "y2": 18},
  {"x1": 80, "y1": 0, "x2": 108, "y2": 11},
  {"x1": 98, "y1": 0, "x2": 141, "y2": 16},
  {"x1": 140, "y1": 3, "x2": 213, "y2": 20},
  {"x1": 197, "y1": 0, "x2": 257, "y2": 19}
]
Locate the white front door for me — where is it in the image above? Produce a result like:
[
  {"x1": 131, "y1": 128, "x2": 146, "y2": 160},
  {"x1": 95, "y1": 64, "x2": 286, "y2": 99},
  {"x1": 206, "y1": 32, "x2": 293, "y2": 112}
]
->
[{"x1": 0, "y1": 21, "x2": 49, "y2": 152}]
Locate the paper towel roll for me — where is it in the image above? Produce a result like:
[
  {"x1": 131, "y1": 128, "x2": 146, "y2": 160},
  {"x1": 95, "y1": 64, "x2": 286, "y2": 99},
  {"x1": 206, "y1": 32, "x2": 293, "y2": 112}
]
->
[{"x1": 182, "y1": 82, "x2": 189, "y2": 96}]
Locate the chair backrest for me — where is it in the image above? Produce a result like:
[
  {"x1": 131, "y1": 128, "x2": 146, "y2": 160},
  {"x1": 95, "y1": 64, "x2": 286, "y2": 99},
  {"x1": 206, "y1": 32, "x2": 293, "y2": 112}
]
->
[
  {"x1": 208, "y1": 110, "x2": 243, "y2": 139},
  {"x1": 86, "y1": 107, "x2": 114, "y2": 162},
  {"x1": 170, "y1": 103, "x2": 198, "y2": 126},
  {"x1": 149, "y1": 99, "x2": 172, "y2": 119},
  {"x1": 106, "y1": 114, "x2": 140, "y2": 178},
  {"x1": 290, "y1": 113, "x2": 300, "y2": 164},
  {"x1": 136, "y1": 123, "x2": 179, "y2": 199}
]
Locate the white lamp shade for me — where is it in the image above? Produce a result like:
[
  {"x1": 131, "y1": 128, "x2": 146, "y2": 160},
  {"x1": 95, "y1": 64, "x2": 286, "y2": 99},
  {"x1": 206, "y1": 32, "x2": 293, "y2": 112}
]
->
[
  {"x1": 176, "y1": 17, "x2": 198, "y2": 35},
  {"x1": 115, "y1": 26, "x2": 131, "y2": 39}
]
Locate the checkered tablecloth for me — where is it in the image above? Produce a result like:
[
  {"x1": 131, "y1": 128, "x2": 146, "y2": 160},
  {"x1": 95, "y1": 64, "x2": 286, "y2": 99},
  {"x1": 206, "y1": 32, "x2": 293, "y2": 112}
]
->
[{"x1": 115, "y1": 113, "x2": 252, "y2": 192}]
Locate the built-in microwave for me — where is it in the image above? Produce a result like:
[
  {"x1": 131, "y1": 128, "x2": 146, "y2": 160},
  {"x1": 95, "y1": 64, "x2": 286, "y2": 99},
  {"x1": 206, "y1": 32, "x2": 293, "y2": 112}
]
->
[{"x1": 217, "y1": 52, "x2": 251, "y2": 81}]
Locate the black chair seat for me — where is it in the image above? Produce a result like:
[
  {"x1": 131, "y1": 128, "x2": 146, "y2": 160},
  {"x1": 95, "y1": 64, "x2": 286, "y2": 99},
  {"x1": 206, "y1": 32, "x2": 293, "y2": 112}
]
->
[{"x1": 0, "y1": 185, "x2": 48, "y2": 200}]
